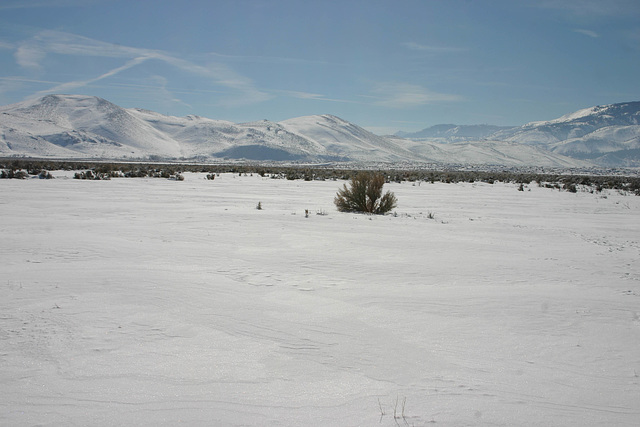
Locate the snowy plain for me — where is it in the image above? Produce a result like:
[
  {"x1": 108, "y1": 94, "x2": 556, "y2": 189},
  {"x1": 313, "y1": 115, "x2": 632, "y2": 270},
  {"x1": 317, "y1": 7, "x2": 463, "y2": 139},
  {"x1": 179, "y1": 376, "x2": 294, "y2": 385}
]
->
[{"x1": 1, "y1": 172, "x2": 640, "y2": 426}]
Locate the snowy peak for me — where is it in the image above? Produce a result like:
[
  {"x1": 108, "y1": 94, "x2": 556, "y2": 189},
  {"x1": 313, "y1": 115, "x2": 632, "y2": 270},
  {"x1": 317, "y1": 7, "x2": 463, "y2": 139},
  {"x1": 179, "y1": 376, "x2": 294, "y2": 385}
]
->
[
  {"x1": 280, "y1": 114, "x2": 380, "y2": 145},
  {"x1": 280, "y1": 114, "x2": 418, "y2": 162},
  {"x1": 395, "y1": 101, "x2": 640, "y2": 167},
  {"x1": 0, "y1": 97, "x2": 382, "y2": 162},
  {"x1": 513, "y1": 102, "x2": 640, "y2": 135},
  {"x1": 1, "y1": 94, "x2": 184, "y2": 157},
  {"x1": 529, "y1": 102, "x2": 640, "y2": 127},
  {"x1": 0, "y1": 94, "x2": 611, "y2": 167},
  {"x1": 396, "y1": 124, "x2": 514, "y2": 141},
  {"x1": 8, "y1": 94, "x2": 127, "y2": 129},
  {"x1": 492, "y1": 101, "x2": 640, "y2": 166}
]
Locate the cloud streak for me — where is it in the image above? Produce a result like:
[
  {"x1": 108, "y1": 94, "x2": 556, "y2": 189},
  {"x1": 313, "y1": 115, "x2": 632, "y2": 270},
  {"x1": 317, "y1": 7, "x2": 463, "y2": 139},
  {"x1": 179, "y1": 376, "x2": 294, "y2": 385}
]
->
[
  {"x1": 402, "y1": 42, "x2": 467, "y2": 54},
  {"x1": 29, "y1": 56, "x2": 151, "y2": 99},
  {"x1": 13, "y1": 30, "x2": 271, "y2": 107},
  {"x1": 274, "y1": 89, "x2": 358, "y2": 104},
  {"x1": 574, "y1": 29, "x2": 599, "y2": 38},
  {"x1": 369, "y1": 82, "x2": 462, "y2": 109}
]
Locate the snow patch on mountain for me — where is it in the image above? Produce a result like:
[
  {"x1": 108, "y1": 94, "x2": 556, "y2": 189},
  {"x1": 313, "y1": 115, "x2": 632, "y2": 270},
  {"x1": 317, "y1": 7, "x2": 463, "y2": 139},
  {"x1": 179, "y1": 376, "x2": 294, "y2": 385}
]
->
[
  {"x1": 398, "y1": 101, "x2": 640, "y2": 167},
  {"x1": 279, "y1": 114, "x2": 418, "y2": 162},
  {"x1": 0, "y1": 94, "x2": 609, "y2": 167},
  {"x1": 396, "y1": 124, "x2": 514, "y2": 142}
]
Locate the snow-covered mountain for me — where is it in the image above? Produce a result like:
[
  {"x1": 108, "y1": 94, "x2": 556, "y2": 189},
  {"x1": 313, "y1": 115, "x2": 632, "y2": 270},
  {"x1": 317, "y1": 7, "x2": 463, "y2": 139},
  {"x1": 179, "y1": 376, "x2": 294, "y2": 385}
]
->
[
  {"x1": 398, "y1": 102, "x2": 640, "y2": 167},
  {"x1": 396, "y1": 124, "x2": 514, "y2": 142},
  {"x1": 392, "y1": 137, "x2": 584, "y2": 168},
  {"x1": 0, "y1": 94, "x2": 593, "y2": 167},
  {"x1": 279, "y1": 115, "x2": 419, "y2": 162},
  {"x1": 0, "y1": 95, "x2": 414, "y2": 163},
  {"x1": 494, "y1": 102, "x2": 640, "y2": 166},
  {"x1": 0, "y1": 95, "x2": 182, "y2": 159},
  {"x1": 0, "y1": 95, "x2": 320, "y2": 161}
]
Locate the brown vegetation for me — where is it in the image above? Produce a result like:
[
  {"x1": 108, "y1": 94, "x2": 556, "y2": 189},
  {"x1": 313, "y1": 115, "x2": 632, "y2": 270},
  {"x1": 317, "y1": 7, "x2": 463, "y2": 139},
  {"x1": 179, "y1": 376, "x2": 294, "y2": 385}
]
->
[{"x1": 334, "y1": 172, "x2": 397, "y2": 214}]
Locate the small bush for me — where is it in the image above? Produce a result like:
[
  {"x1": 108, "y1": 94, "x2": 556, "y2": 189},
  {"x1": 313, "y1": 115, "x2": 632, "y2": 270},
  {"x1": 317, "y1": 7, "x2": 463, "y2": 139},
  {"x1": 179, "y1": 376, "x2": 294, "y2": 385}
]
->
[
  {"x1": 38, "y1": 170, "x2": 54, "y2": 179},
  {"x1": 74, "y1": 170, "x2": 110, "y2": 180},
  {"x1": 334, "y1": 172, "x2": 397, "y2": 214},
  {"x1": 123, "y1": 169, "x2": 147, "y2": 178},
  {"x1": 13, "y1": 170, "x2": 28, "y2": 179}
]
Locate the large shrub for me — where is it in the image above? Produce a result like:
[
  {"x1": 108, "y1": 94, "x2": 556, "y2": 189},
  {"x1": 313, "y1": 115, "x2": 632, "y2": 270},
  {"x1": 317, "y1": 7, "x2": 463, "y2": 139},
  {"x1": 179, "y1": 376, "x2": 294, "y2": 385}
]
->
[{"x1": 334, "y1": 172, "x2": 397, "y2": 214}]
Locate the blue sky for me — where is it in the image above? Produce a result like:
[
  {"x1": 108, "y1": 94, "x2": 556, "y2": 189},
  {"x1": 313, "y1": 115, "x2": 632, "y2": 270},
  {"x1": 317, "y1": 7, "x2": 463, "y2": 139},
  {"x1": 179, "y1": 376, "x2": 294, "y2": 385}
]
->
[{"x1": 1, "y1": 0, "x2": 639, "y2": 134}]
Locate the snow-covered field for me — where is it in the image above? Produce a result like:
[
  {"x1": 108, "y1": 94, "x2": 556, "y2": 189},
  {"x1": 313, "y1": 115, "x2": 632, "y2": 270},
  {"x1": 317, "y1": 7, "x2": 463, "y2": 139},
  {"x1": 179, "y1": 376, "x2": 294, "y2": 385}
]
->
[{"x1": 2, "y1": 172, "x2": 639, "y2": 426}]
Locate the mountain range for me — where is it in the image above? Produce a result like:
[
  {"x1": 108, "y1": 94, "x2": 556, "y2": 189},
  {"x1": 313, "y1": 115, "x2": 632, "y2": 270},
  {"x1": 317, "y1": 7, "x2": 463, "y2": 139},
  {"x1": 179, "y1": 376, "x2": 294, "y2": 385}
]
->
[
  {"x1": 398, "y1": 102, "x2": 640, "y2": 167},
  {"x1": 1, "y1": 94, "x2": 639, "y2": 168}
]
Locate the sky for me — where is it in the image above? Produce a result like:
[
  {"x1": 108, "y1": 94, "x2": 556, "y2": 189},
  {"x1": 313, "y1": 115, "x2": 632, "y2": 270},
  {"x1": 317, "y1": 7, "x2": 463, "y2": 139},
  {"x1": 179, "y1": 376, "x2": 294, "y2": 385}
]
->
[{"x1": 0, "y1": 0, "x2": 639, "y2": 134}]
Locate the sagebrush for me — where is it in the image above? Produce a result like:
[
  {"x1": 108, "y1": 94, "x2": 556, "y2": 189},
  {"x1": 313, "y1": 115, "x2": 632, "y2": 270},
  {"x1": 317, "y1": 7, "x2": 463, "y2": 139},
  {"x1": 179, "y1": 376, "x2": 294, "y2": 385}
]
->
[{"x1": 334, "y1": 172, "x2": 397, "y2": 214}]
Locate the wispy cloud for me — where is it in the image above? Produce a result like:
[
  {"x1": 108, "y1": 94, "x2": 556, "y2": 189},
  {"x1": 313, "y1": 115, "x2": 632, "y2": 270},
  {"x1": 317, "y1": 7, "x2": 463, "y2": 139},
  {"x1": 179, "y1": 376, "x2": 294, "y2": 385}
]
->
[
  {"x1": 29, "y1": 56, "x2": 151, "y2": 98},
  {"x1": 15, "y1": 43, "x2": 46, "y2": 71},
  {"x1": 275, "y1": 89, "x2": 357, "y2": 104},
  {"x1": 145, "y1": 75, "x2": 193, "y2": 110},
  {"x1": 368, "y1": 82, "x2": 462, "y2": 109},
  {"x1": 574, "y1": 28, "x2": 599, "y2": 38},
  {"x1": 402, "y1": 42, "x2": 467, "y2": 54},
  {"x1": 281, "y1": 90, "x2": 326, "y2": 100},
  {"x1": 0, "y1": 76, "x2": 63, "y2": 85},
  {"x1": 12, "y1": 30, "x2": 271, "y2": 107},
  {"x1": 200, "y1": 62, "x2": 271, "y2": 106}
]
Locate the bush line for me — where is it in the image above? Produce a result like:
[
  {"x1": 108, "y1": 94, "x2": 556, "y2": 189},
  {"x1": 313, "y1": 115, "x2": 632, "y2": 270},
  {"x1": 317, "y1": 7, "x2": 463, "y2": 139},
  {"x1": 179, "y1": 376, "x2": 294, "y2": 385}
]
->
[{"x1": 1, "y1": 158, "x2": 639, "y2": 195}]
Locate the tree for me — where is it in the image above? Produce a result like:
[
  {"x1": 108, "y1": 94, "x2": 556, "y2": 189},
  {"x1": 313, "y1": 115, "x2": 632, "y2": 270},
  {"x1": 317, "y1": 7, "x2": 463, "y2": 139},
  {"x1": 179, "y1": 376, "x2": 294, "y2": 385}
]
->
[{"x1": 334, "y1": 172, "x2": 397, "y2": 214}]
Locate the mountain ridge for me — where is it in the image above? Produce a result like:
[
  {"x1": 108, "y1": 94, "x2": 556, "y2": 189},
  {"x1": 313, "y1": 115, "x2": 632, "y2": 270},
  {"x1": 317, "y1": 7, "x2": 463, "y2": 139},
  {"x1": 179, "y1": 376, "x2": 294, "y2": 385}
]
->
[
  {"x1": 1, "y1": 94, "x2": 634, "y2": 167},
  {"x1": 396, "y1": 124, "x2": 514, "y2": 141},
  {"x1": 398, "y1": 101, "x2": 640, "y2": 167}
]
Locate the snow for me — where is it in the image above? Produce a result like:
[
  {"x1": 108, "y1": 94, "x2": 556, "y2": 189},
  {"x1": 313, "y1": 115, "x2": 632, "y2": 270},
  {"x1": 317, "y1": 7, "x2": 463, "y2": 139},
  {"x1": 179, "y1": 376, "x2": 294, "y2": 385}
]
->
[
  {"x1": 1, "y1": 95, "x2": 595, "y2": 166},
  {"x1": 551, "y1": 106, "x2": 604, "y2": 124},
  {"x1": 0, "y1": 95, "x2": 184, "y2": 159},
  {"x1": 519, "y1": 106, "x2": 605, "y2": 129},
  {"x1": 1, "y1": 173, "x2": 640, "y2": 426},
  {"x1": 279, "y1": 115, "x2": 416, "y2": 162}
]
